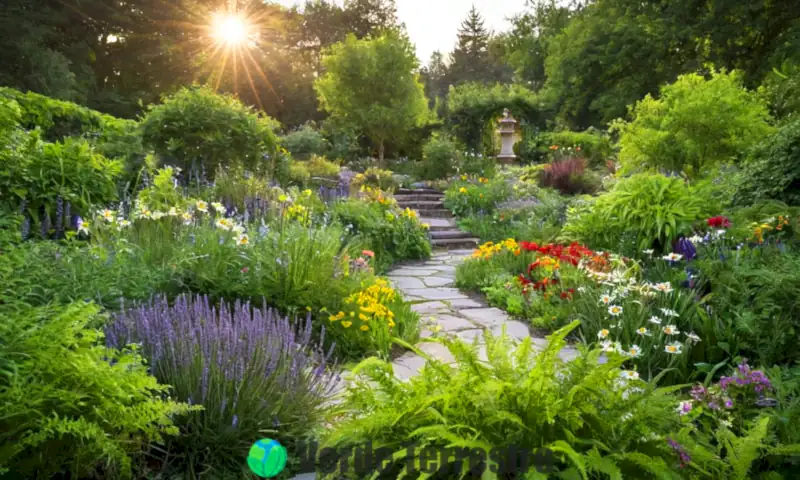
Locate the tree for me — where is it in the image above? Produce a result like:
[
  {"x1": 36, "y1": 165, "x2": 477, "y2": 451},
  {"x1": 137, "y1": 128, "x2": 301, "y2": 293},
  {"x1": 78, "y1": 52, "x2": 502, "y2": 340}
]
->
[
  {"x1": 616, "y1": 70, "x2": 775, "y2": 178},
  {"x1": 420, "y1": 51, "x2": 450, "y2": 108},
  {"x1": 315, "y1": 32, "x2": 429, "y2": 163},
  {"x1": 448, "y1": 6, "x2": 492, "y2": 85}
]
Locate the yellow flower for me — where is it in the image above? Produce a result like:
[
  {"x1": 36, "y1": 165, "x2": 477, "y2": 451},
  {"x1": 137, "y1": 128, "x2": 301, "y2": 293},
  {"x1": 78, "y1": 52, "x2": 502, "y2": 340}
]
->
[
  {"x1": 359, "y1": 313, "x2": 369, "y2": 321},
  {"x1": 196, "y1": 200, "x2": 208, "y2": 213},
  {"x1": 422, "y1": 223, "x2": 430, "y2": 229},
  {"x1": 278, "y1": 194, "x2": 287, "y2": 202},
  {"x1": 459, "y1": 187, "x2": 467, "y2": 193},
  {"x1": 303, "y1": 189, "x2": 312, "y2": 196},
  {"x1": 360, "y1": 325, "x2": 369, "y2": 331},
  {"x1": 350, "y1": 312, "x2": 355, "y2": 317},
  {"x1": 341, "y1": 321, "x2": 353, "y2": 328},
  {"x1": 236, "y1": 234, "x2": 250, "y2": 246},
  {"x1": 461, "y1": 174, "x2": 467, "y2": 180}
]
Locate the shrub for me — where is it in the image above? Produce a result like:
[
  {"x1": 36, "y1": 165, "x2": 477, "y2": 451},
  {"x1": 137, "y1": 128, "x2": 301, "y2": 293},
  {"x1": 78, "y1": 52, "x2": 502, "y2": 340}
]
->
[
  {"x1": 616, "y1": 70, "x2": 774, "y2": 178},
  {"x1": 0, "y1": 302, "x2": 192, "y2": 478},
  {"x1": 322, "y1": 322, "x2": 685, "y2": 478},
  {"x1": 106, "y1": 294, "x2": 337, "y2": 476},
  {"x1": 281, "y1": 124, "x2": 328, "y2": 160},
  {"x1": 734, "y1": 118, "x2": 800, "y2": 206},
  {"x1": 350, "y1": 167, "x2": 397, "y2": 191},
  {"x1": 418, "y1": 133, "x2": 460, "y2": 180},
  {"x1": 0, "y1": 133, "x2": 122, "y2": 238},
  {"x1": 141, "y1": 86, "x2": 279, "y2": 178},
  {"x1": 443, "y1": 177, "x2": 511, "y2": 217},
  {"x1": 538, "y1": 157, "x2": 599, "y2": 195},
  {"x1": 560, "y1": 173, "x2": 717, "y2": 254},
  {"x1": 325, "y1": 278, "x2": 419, "y2": 360},
  {"x1": 543, "y1": 128, "x2": 614, "y2": 166},
  {"x1": 333, "y1": 198, "x2": 431, "y2": 273},
  {"x1": 305, "y1": 154, "x2": 341, "y2": 180},
  {"x1": 288, "y1": 160, "x2": 311, "y2": 186}
]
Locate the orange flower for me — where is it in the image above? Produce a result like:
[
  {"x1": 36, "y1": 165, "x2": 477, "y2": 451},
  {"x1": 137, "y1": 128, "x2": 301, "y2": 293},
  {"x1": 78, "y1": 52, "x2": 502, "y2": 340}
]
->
[{"x1": 362, "y1": 250, "x2": 375, "y2": 258}]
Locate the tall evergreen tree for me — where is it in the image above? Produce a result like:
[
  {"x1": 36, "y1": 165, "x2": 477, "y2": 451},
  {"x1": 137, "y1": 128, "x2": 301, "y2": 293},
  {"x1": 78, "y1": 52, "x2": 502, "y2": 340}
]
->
[
  {"x1": 448, "y1": 6, "x2": 491, "y2": 85},
  {"x1": 420, "y1": 50, "x2": 449, "y2": 107}
]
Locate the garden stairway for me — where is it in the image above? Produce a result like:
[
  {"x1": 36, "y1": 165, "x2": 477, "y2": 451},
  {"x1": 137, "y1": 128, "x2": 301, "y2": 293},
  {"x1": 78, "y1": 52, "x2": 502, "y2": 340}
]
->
[{"x1": 394, "y1": 188, "x2": 480, "y2": 250}]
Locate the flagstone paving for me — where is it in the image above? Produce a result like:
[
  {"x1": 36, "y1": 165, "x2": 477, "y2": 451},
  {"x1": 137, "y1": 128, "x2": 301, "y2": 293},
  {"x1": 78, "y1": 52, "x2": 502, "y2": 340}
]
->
[{"x1": 388, "y1": 249, "x2": 580, "y2": 380}]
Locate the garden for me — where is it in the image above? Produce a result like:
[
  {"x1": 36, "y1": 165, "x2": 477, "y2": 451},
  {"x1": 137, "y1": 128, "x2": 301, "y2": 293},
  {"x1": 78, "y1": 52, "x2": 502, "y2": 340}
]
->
[{"x1": 2, "y1": 1, "x2": 800, "y2": 479}]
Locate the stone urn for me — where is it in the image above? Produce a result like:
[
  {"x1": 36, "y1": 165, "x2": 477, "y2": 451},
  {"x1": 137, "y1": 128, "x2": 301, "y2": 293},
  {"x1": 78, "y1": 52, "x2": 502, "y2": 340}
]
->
[{"x1": 496, "y1": 108, "x2": 519, "y2": 165}]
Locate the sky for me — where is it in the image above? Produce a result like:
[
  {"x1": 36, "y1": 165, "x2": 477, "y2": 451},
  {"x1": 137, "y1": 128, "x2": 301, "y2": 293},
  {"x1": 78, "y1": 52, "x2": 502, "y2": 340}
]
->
[{"x1": 273, "y1": 0, "x2": 529, "y2": 65}]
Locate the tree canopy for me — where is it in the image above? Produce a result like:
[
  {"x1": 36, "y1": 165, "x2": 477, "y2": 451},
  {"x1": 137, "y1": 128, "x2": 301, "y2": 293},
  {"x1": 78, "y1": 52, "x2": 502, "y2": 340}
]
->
[{"x1": 314, "y1": 31, "x2": 429, "y2": 162}]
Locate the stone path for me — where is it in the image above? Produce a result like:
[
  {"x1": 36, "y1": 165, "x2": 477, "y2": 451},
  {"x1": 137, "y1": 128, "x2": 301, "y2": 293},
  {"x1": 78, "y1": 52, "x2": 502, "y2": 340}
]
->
[
  {"x1": 387, "y1": 249, "x2": 580, "y2": 380},
  {"x1": 393, "y1": 188, "x2": 479, "y2": 250}
]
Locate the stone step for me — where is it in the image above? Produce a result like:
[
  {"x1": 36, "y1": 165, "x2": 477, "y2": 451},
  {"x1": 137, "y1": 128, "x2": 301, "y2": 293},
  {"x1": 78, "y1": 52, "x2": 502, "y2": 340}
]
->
[
  {"x1": 431, "y1": 237, "x2": 480, "y2": 249},
  {"x1": 419, "y1": 217, "x2": 455, "y2": 231},
  {"x1": 430, "y1": 229, "x2": 476, "y2": 240},
  {"x1": 394, "y1": 193, "x2": 443, "y2": 202},
  {"x1": 397, "y1": 188, "x2": 442, "y2": 195},
  {"x1": 415, "y1": 209, "x2": 453, "y2": 218},
  {"x1": 396, "y1": 200, "x2": 444, "y2": 209}
]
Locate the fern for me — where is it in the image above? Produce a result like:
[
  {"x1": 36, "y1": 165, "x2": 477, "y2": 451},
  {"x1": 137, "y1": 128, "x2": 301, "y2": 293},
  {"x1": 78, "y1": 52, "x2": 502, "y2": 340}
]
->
[{"x1": 323, "y1": 321, "x2": 686, "y2": 478}]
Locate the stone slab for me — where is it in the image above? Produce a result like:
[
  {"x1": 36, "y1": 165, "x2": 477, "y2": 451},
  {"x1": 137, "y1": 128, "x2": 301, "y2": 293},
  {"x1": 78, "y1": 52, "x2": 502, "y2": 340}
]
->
[
  {"x1": 423, "y1": 276, "x2": 454, "y2": 287},
  {"x1": 390, "y1": 276, "x2": 426, "y2": 290},
  {"x1": 389, "y1": 268, "x2": 438, "y2": 277},
  {"x1": 459, "y1": 308, "x2": 510, "y2": 327},
  {"x1": 456, "y1": 329, "x2": 485, "y2": 342},
  {"x1": 432, "y1": 265, "x2": 457, "y2": 273},
  {"x1": 417, "y1": 342, "x2": 455, "y2": 364},
  {"x1": 445, "y1": 298, "x2": 484, "y2": 309},
  {"x1": 392, "y1": 354, "x2": 427, "y2": 380},
  {"x1": 428, "y1": 314, "x2": 479, "y2": 332},
  {"x1": 410, "y1": 301, "x2": 450, "y2": 314},
  {"x1": 404, "y1": 288, "x2": 468, "y2": 301},
  {"x1": 490, "y1": 320, "x2": 531, "y2": 340}
]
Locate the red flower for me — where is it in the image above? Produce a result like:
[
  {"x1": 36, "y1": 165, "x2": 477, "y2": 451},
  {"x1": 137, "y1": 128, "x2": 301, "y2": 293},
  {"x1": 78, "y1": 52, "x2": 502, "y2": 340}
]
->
[
  {"x1": 362, "y1": 250, "x2": 375, "y2": 258},
  {"x1": 560, "y1": 291, "x2": 571, "y2": 299},
  {"x1": 518, "y1": 274, "x2": 531, "y2": 286},
  {"x1": 520, "y1": 241, "x2": 539, "y2": 251},
  {"x1": 707, "y1": 216, "x2": 731, "y2": 228}
]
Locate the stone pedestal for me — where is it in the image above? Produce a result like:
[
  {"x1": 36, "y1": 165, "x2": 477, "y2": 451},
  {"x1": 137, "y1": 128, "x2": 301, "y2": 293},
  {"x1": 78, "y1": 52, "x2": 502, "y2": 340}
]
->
[{"x1": 496, "y1": 109, "x2": 519, "y2": 165}]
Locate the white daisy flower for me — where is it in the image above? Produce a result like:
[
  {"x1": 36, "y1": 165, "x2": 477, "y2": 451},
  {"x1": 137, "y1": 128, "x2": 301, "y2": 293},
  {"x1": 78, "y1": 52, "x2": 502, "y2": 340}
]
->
[
  {"x1": 608, "y1": 305, "x2": 623, "y2": 316},
  {"x1": 627, "y1": 345, "x2": 642, "y2": 357},
  {"x1": 118, "y1": 219, "x2": 131, "y2": 228},
  {"x1": 622, "y1": 387, "x2": 644, "y2": 400},
  {"x1": 689, "y1": 235, "x2": 704, "y2": 244},
  {"x1": 151, "y1": 211, "x2": 166, "y2": 220},
  {"x1": 597, "y1": 329, "x2": 610, "y2": 339},
  {"x1": 77, "y1": 219, "x2": 89, "y2": 235},
  {"x1": 659, "y1": 308, "x2": 679, "y2": 318},
  {"x1": 636, "y1": 327, "x2": 650, "y2": 336},
  {"x1": 196, "y1": 200, "x2": 209, "y2": 213},
  {"x1": 648, "y1": 316, "x2": 663, "y2": 325},
  {"x1": 642, "y1": 249, "x2": 654, "y2": 255},
  {"x1": 662, "y1": 253, "x2": 683, "y2": 261},
  {"x1": 653, "y1": 282, "x2": 673, "y2": 294},
  {"x1": 100, "y1": 209, "x2": 115, "y2": 222},
  {"x1": 235, "y1": 233, "x2": 250, "y2": 247},
  {"x1": 599, "y1": 294, "x2": 615, "y2": 305},
  {"x1": 167, "y1": 207, "x2": 179, "y2": 216},
  {"x1": 620, "y1": 370, "x2": 640, "y2": 381},
  {"x1": 215, "y1": 218, "x2": 234, "y2": 231},
  {"x1": 685, "y1": 332, "x2": 701, "y2": 343},
  {"x1": 664, "y1": 343, "x2": 683, "y2": 354},
  {"x1": 211, "y1": 202, "x2": 226, "y2": 214},
  {"x1": 663, "y1": 325, "x2": 679, "y2": 335},
  {"x1": 181, "y1": 212, "x2": 193, "y2": 225}
]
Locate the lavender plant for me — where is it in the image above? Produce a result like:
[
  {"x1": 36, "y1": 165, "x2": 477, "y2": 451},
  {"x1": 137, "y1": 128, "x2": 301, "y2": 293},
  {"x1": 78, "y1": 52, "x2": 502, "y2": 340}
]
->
[{"x1": 106, "y1": 294, "x2": 339, "y2": 475}]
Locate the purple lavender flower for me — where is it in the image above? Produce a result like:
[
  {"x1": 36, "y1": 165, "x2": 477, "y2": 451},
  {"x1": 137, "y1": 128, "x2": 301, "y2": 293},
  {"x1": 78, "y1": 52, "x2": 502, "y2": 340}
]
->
[
  {"x1": 674, "y1": 237, "x2": 697, "y2": 261},
  {"x1": 667, "y1": 438, "x2": 691, "y2": 468}
]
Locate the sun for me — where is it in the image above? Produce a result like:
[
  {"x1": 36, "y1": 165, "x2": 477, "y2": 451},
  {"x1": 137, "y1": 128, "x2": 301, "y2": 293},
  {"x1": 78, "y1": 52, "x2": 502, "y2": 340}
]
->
[{"x1": 212, "y1": 14, "x2": 249, "y2": 46}]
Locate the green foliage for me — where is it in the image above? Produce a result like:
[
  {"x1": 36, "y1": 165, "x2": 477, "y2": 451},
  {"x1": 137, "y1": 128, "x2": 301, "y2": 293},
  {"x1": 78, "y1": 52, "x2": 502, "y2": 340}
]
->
[
  {"x1": 323, "y1": 322, "x2": 684, "y2": 478},
  {"x1": 305, "y1": 154, "x2": 341, "y2": 180},
  {"x1": 694, "y1": 244, "x2": 800, "y2": 367},
  {"x1": 734, "y1": 118, "x2": 800, "y2": 206},
  {"x1": 458, "y1": 199, "x2": 567, "y2": 244},
  {"x1": 288, "y1": 161, "x2": 312, "y2": 186},
  {"x1": 0, "y1": 132, "x2": 122, "y2": 236},
  {"x1": 350, "y1": 167, "x2": 398, "y2": 192},
  {"x1": 443, "y1": 177, "x2": 511, "y2": 217},
  {"x1": 446, "y1": 82, "x2": 543, "y2": 151},
  {"x1": 315, "y1": 32, "x2": 429, "y2": 162},
  {"x1": 561, "y1": 173, "x2": 717, "y2": 253},
  {"x1": 616, "y1": 70, "x2": 775, "y2": 178},
  {"x1": 281, "y1": 124, "x2": 329, "y2": 160},
  {"x1": 140, "y1": 86, "x2": 280, "y2": 177},
  {"x1": 333, "y1": 198, "x2": 431, "y2": 274},
  {"x1": 543, "y1": 128, "x2": 614, "y2": 166},
  {"x1": 417, "y1": 133, "x2": 461, "y2": 180},
  {"x1": 0, "y1": 302, "x2": 192, "y2": 478}
]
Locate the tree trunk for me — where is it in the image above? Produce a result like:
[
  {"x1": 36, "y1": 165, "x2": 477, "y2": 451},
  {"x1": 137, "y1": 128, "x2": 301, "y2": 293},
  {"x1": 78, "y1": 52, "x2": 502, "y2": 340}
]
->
[{"x1": 378, "y1": 139, "x2": 385, "y2": 166}]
